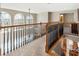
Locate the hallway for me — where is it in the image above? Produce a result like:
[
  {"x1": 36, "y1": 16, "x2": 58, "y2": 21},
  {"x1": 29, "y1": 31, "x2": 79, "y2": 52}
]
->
[
  {"x1": 6, "y1": 35, "x2": 49, "y2": 56},
  {"x1": 1, "y1": 3, "x2": 79, "y2": 56}
]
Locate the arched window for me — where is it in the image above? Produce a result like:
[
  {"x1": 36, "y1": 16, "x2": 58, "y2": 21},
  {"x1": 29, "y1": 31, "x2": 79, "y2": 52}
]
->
[
  {"x1": 14, "y1": 14, "x2": 24, "y2": 25},
  {"x1": 0, "y1": 11, "x2": 11, "y2": 26},
  {"x1": 26, "y1": 15, "x2": 33, "y2": 24}
]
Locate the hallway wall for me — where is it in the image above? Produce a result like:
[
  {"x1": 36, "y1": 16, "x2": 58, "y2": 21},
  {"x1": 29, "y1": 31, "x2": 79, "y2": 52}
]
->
[
  {"x1": 77, "y1": 9, "x2": 79, "y2": 21},
  {"x1": 37, "y1": 12, "x2": 48, "y2": 23},
  {"x1": 60, "y1": 10, "x2": 78, "y2": 23},
  {"x1": 51, "y1": 12, "x2": 60, "y2": 22},
  {"x1": 48, "y1": 10, "x2": 78, "y2": 23},
  {"x1": 64, "y1": 13, "x2": 74, "y2": 23}
]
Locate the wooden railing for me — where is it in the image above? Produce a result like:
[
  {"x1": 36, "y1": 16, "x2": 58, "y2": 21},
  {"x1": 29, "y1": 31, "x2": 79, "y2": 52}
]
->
[
  {"x1": 0, "y1": 23, "x2": 47, "y2": 55},
  {"x1": 1, "y1": 22, "x2": 79, "y2": 56},
  {"x1": 45, "y1": 23, "x2": 64, "y2": 53},
  {"x1": 63, "y1": 22, "x2": 79, "y2": 35},
  {"x1": 45, "y1": 22, "x2": 79, "y2": 56}
]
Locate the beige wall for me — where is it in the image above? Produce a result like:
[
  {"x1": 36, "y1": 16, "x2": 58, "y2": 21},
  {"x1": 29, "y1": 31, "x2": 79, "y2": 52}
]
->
[
  {"x1": 48, "y1": 12, "x2": 52, "y2": 23},
  {"x1": 77, "y1": 9, "x2": 79, "y2": 21},
  {"x1": 60, "y1": 10, "x2": 78, "y2": 23},
  {"x1": 64, "y1": 13, "x2": 74, "y2": 23},
  {"x1": 74, "y1": 9, "x2": 78, "y2": 22},
  {"x1": 50, "y1": 10, "x2": 79, "y2": 23},
  {"x1": 37, "y1": 9, "x2": 79, "y2": 23},
  {"x1": 51, "y1": 12, "x2": 60, "y2": 22},
  {"x1": 37, "y1": 12, "x2": 48, "y2": 23}
]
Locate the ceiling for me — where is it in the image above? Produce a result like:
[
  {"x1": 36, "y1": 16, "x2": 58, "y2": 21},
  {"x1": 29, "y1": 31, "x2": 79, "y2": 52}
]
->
[{"x1": 1, "y1": 3, "x2": 79, "y2": 13}]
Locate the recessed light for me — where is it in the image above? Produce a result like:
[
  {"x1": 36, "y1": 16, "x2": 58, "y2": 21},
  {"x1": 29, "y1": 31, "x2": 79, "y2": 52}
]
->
[{"x1": 60, "y1": 15, "x2": 63, "y2": 16}]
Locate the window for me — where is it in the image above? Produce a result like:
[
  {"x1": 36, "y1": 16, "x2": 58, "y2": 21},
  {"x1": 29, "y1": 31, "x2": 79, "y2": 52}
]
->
[
  {"x1": 0, "y1": 11, "x2": 11, "y2": 26},
  {"x1": 26, "y1": 15, "x2": 33, "y2": 24},
  {"x1": 14, "y1": 14, "x2": 24, "y2": 25}
]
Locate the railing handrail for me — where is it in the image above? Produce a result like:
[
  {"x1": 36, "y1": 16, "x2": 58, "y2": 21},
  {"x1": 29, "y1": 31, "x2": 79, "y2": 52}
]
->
[
  {"x1": 0, "y1": 22, "x2": 47, "y2": 55},
  {"x1": 0, "y1": 22, "x2": 79, "y2": 29},
  {"x1": 46, "y1": 22, "x2": 79, "y2": 28},
  {"x1": 1, "y1": 22, "x2": 79, "y2": 29},
  {"x1": 0, "y1": 23, "x2": 47, "y2": 29}
]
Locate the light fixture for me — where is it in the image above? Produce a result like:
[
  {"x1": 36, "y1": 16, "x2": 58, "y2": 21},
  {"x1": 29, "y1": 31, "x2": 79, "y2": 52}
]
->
[{"x1": 60, "y1": 15, "x2": 63, "y2": 16}]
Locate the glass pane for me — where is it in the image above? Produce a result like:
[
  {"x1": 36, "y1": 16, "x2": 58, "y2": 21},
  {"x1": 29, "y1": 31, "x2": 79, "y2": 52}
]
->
[
  {"x1": 26, "y1": 15, "x2": 33, "y2": 24},
  {"x1": 0, "y1": 11, "x2": 11, "y2": 26},
  {"x1": 14, "y1": 14, "x2": 24, "y2": 25}
]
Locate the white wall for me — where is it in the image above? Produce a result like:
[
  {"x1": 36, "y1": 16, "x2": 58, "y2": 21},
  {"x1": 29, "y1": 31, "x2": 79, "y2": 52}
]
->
[
  {"x1": 73, "y1": 10, "x2": 78, "y2": 22},
  {"x1": 37, "y1": 12, "x2": 48, "y2": 23},
  {"x1": 60, "y1": 10, "x2": 78, "y2": 22},
  {"x1": 64, "y1": 13, "x2": 74, "y2": 22},
  {"x1": 37, "y1": 9, "x2": 78, "y2": 23},
  {"x1": 51, "y1": 12, "x2": 60, "y2": 22},
  {"x1": 78, "y1": 9, "x2": 79, "y2": 21}
]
